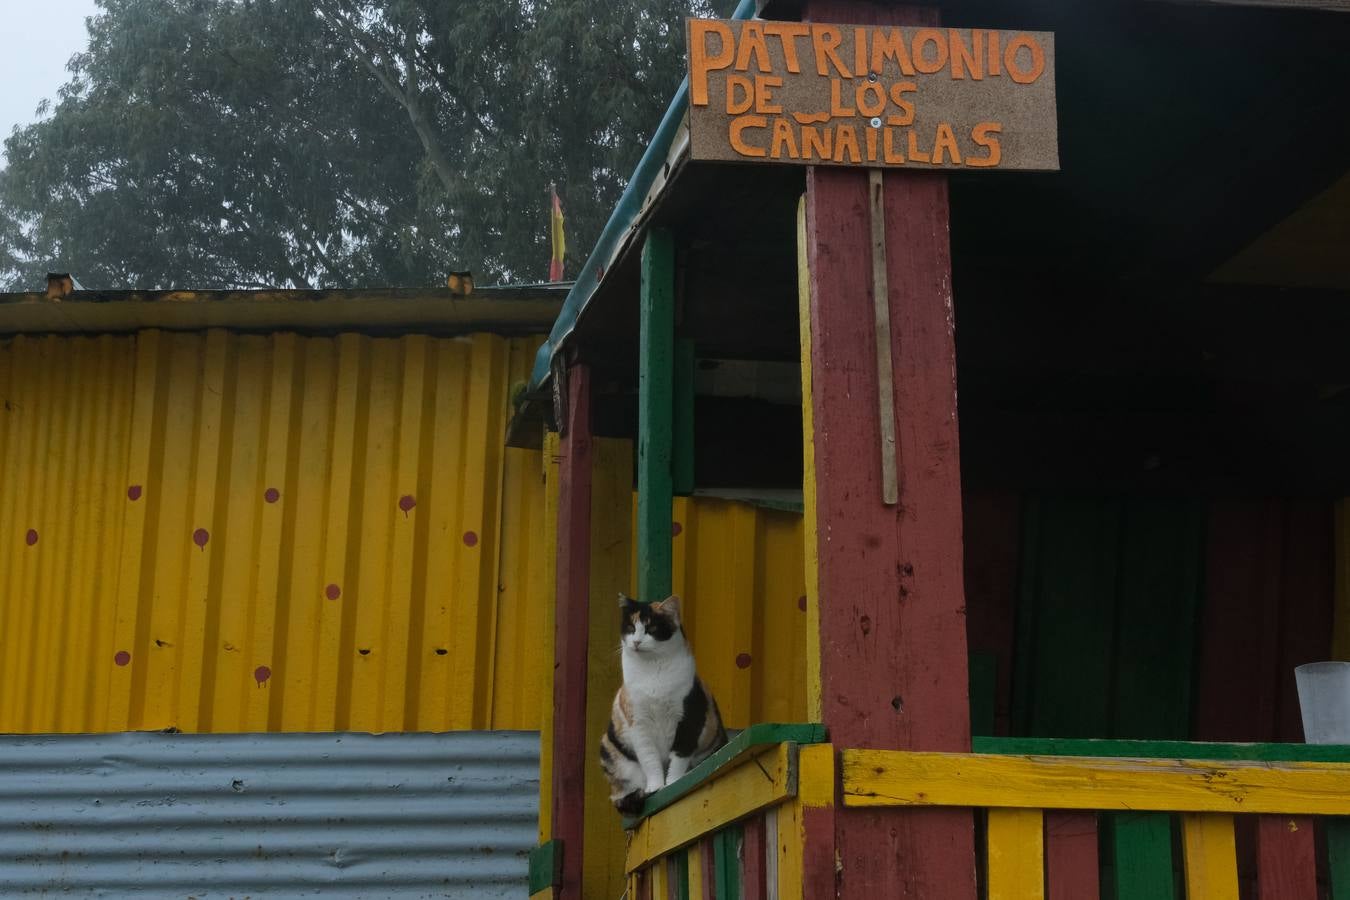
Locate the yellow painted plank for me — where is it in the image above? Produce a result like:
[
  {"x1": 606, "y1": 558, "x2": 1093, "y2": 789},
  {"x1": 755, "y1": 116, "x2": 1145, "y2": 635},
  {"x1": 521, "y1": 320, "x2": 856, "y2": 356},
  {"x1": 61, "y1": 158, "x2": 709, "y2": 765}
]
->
[
  {"x1": 842, "y1": 750, "x2": 1350, "y2": 815},
  {"x1": 627, "y1": 743, "x2": 797, "y2": 872},
  {"x1": 775, "y1": 799, "x2": 804, "y2": 899},
  {"x1": 651, "y1": 855, "x2": 670, "y2": 899},
  {"x1": 987, "y1": 808, "x2": 1045, "y2": 900},
  {"x1": 1182, "y1": 813, "x2": 1239, "y2": 899},
  {"x1": 686, "y1": 843, "x2": 706, "y2": 900},
  {"x1": 798, "y1": 743, "x2": 835, "y2": 808},
  {"x1": 529, "y1": 889, "x2": 553, "y2": 900},
  {"x1": 796, "y1": 194, "x2": 822, "y2": 722}
]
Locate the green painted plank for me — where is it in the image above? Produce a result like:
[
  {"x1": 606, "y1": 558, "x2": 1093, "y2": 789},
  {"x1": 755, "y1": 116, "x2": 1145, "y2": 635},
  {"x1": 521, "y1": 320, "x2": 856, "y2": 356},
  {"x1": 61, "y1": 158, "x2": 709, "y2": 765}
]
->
[
  {"x1": 638, "y1": 227, "x2": 675, "y2": 602},
  {"x1": 1111, "y1": 813, "x2": 1176, "y2": 900},
  {"x1": 1014, "y1": 496, "x2": 1123, "y2": 738},
  {"x1": 716, "y1": 825, "x2": 743, "y2": 900},
  {"x1": 673, "y1": 338, "x2": 696, "y2": 497},
  {"x1": 528, "y1": 839, "x2": 562, "y2": 894},
  {"x1": 1112, "y1": 498, "x2": 1205, "y2": 740},
  {"x1": 969, "y1": 651, "x2": 997, "y2": 738},
  {"x1": 1329, "y1": 818, "x2": 1350, "y2": 900},
  {"x1": 677, "y1": 848, "x2": 691, "y2": 900},
  {"x1": 624, "y1": 722, "x2": 826, "y2": 827},
  {"x1": 973, "y1": 736, "x2": 1350, "y2": 763}
]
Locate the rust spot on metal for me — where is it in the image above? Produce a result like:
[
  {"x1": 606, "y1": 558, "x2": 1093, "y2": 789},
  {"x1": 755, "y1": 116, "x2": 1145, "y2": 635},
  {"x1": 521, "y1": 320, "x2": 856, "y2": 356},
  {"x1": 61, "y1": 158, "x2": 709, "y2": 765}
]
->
[
  {"x1": 736, "y1": 652, "x2": 753, "y2": 669},
  {"x1": 254, "y1": 665, "x2": 271, "y2": 685},
  {"x1": 192, "y1": 528, "x2": 209, "y2": 549},
  {"x1": 859, "y1": 615, "x2": 872, "y2": 636},
  {"x1": 325, "y1": 583, "x2": 341, "y2": 601},
  {"x1": 463, "y1": 530, "x2": 478, "y2": 547},
  {"x1": 114, "y1": 650, "x2": 131, "y2": 667},
  {"x1": 672, "y1": 521, "x2": 683, "y2": 537},
  {"x1": 25, "y1": 529, "x2": 38, "y2": 546},
  {"x1": 798, "y1": 594, "x2": 808, "y2": 611},
  {"x1": 127, "y1": 485, "x2": 142, "y2": 501},
  {"x1": 399, "y1": 494, "x2": 416, "y2": 516},
  {"x1": 264, "y1": 488, "x2": 280, "y2": 503}
]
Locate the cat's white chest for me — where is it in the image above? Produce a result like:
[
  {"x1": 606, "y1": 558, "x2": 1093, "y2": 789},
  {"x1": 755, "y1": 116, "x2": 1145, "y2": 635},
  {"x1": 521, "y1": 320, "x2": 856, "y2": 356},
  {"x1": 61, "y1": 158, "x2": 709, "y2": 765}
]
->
[{"x1": 623, "y1": 654, "x2": 695, "y2": 754}]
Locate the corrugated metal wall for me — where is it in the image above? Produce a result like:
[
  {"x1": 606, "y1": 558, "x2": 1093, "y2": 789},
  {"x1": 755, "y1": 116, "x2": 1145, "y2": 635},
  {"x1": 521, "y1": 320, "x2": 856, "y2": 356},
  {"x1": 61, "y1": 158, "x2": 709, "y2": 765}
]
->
[
  {"x1": 0, "y1": 330, "x2": 548, "y2": 734},
  {"x1": 0, "y1": 730, "x2": 538, "y2": 897},
  {"x1": 667, "y1": 496, "x2": 808, "y2": 728}
]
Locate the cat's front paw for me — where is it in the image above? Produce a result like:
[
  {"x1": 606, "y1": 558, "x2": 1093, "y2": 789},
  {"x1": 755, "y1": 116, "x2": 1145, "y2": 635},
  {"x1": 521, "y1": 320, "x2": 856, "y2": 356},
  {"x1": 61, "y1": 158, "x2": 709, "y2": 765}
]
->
[
  {"x1": 615, "y1": 790, "x2": 647, "y2": 817},
  {"x1": 644, "y1": 778, "x2": 664, "y2": 795}
]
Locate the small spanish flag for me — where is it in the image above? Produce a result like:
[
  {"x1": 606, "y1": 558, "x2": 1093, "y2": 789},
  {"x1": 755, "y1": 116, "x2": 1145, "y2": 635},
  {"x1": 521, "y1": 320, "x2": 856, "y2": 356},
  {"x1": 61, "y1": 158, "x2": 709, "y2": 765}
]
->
[{"x1": 548, "y1": 185, "x2": 566, "y2": 282}]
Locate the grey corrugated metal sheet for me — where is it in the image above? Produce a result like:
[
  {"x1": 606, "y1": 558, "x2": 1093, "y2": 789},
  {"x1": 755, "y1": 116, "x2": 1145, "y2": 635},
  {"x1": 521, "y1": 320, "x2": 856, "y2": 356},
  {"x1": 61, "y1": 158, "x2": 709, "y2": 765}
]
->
[{"x1": 0, "y1": 730, "x2": 538, "y2": 898}]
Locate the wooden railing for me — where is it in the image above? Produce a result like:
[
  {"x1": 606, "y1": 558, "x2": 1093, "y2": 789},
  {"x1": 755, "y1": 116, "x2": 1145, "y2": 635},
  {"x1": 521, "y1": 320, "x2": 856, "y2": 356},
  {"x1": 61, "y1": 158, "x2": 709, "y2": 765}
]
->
[
  {"x1": 843, "y1": 738, "x2": 1350, "y2": 899},
  {"x1": 622, "y1": 723, "x2": 829, "y2": 900}
]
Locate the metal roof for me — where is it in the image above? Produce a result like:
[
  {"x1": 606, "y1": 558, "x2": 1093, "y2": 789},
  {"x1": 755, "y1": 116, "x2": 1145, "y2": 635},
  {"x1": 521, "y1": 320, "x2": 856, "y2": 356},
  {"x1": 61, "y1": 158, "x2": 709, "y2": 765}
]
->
[{"x1": 0, "y1": 730, "x2": 539, "y2": 897}]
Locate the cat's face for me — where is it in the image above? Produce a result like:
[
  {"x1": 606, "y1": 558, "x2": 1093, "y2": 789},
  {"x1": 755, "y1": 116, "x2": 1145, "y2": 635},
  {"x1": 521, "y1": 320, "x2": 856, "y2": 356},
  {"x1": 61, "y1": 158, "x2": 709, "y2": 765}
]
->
[{"x1": 619, "y1": 594, "x2": 682, "y2": 654}]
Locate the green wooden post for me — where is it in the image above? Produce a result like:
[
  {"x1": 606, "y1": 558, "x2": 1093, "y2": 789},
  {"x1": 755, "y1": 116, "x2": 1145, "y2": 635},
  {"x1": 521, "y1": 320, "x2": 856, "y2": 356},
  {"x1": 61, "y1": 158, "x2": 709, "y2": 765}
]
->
[
  {"x1": 1330, "y1": 819, "x2": 1350, "y2": 899},
  {"x1": 673, "y1": 337, "x2": 696, "y2": 496},
  {"x1": 639, "y1": 228, "x2": 675, "y2": 602}
]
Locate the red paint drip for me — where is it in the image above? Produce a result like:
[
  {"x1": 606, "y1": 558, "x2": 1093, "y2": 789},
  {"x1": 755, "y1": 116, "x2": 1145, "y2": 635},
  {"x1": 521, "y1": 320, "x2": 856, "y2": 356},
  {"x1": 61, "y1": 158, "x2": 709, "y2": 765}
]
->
[
  {"x1": 24, "y1": 529, "x2": 38, "y2": 546},
  {"x1": 463, "y1": 530, "x2": 478, "y2": 547},
  {"x1": 254, "y1": 665, "x2": 272, "y2": 685},
  {"x1": 736, "y1": 652, "x2": 753, "y2": 669},
  {"x1": 127, "y1": 485, "x2": 143, "y2": 501},
  {"x1": 264, "y1": 488, "x2": 280, "y2": 503},
  {"x1": 325, "y1": 583, "x2": 341, "y2": 601},
  {"x1": 192, "y1": 528, "x2": 209, "y2": 549},
  {"x1": 671, "y1": 521, "x2": 683, "y2": 537},
  {"x1": 798, "y1": 595, "x2": 808, "y2": 612},
  {"x1": 398, "y1": 494, "x2": 416, "y2": 516},
  {"x1": 113, "y1": 650, "x2": 131, "y2": 667}
]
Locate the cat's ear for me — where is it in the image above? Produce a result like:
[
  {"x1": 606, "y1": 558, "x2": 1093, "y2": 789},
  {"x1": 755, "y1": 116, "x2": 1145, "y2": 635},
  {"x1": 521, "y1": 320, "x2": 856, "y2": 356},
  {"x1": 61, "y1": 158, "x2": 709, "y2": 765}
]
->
[
  {"x1": 617, "y1": 592, "x2": 635, "y2": 608},
  {"x1": 653, "y1": 595, "x2": 681, "y2": 616}
]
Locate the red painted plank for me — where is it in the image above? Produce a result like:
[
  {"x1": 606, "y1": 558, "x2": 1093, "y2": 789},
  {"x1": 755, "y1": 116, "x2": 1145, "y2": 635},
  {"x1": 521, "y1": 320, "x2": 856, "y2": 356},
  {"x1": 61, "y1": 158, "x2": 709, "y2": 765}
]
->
[
  {"x1": 801, "y1": 5, "x2": 975, "y2": 897},
  {"x1": 1045, "y1": 811, "x2": 1099, "y2": 900},
  {"x1": 1257, "y1": 815, "x2": 1318, "y2": 900},
  {"x1": 701, "y1": 836, "x2": 718, "y2": 900},
  {"x1": 1274, "y1": 502, "x2": 1335, "y2": 742},
  {"x1": 742, "y1": 815, "x2": 768, "y2": 900},
  {"x1": 551, "y1": 364, "x2": 593, "y2": 900},
  {"x1": 962, "y1": 491, "x2": 1022, "y2": 737},
  {"x1": 636, "y1": 867, "x2": 653, "y2": 900},
  {"x1": 802, "y1": 804, "x2": 837, "y2": 900}
]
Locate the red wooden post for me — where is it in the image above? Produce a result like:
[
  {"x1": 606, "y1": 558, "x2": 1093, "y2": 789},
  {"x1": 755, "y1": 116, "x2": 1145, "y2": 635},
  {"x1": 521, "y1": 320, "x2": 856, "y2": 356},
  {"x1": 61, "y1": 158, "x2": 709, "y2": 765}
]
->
[
  {"x1": 551, "y1": 363, "x2": 593, "y2": 899},
  {"x1": 800, "y1": 3, "x2": 977, "y2": 897}
]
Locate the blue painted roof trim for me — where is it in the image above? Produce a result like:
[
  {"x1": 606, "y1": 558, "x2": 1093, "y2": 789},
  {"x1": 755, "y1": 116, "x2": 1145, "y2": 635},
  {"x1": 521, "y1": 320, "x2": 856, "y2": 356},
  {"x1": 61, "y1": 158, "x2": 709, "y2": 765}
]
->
[{"x1": 528, "y1": 0, "x2": 758, "y2": 392}]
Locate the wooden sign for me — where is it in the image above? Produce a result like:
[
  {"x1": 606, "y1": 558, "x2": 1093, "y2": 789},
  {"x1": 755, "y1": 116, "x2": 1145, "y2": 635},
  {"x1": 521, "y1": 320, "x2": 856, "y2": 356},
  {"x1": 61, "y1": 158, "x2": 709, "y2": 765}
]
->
[{"x1": 686, "y1": 19, "x2": 1059, "y2": 171}]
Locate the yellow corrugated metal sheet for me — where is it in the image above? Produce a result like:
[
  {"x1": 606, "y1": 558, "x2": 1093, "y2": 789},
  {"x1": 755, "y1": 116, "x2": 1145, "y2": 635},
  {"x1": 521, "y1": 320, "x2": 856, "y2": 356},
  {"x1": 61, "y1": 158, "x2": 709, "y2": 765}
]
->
[
  {"x1": 655, "y1": 496, "x2": 809, "y2": 729},
  {"x1": 0, "y1": 329, "x2": 546, "y2": 733}
]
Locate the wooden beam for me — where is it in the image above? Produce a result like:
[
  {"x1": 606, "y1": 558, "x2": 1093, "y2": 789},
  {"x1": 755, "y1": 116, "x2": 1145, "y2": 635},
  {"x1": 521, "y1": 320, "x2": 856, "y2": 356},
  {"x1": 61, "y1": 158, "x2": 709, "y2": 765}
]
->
[
  {"x1": 551, "y1": 363, "x2": 593, "y2": 899},
  {"x1": 638, "y1": 229, "x2": 675, "y2": 602},
  {"x1": 842, "y1": 750, "x2": 1350, "y2": 815},
  {"x1": 798, "y1": 2, "x2": 976, "y2": 896}
]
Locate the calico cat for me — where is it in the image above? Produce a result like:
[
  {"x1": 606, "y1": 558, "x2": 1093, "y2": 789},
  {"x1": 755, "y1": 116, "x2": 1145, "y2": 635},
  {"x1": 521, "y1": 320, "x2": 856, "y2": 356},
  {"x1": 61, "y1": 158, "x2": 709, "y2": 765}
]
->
[{"x1": 598, "y1": 594, "x2": 727, "y2": 816}]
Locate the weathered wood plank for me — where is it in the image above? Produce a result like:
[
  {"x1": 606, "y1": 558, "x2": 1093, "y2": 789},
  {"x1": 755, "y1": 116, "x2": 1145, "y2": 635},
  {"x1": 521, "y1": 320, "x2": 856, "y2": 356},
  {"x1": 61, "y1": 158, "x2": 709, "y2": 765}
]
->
[
  {"x1": 1044, "y1": 812, "x2": 1098, "y2": 900},
  {"x1": 717, "y1": 825, "x2": 743, "y2": 900},
  {"x1": 638, "y1": 228, "x2": 675, "y2": 602},
  {"x1": 529, "y1": 840, "x2": 562, "y2": 896},
  {"x1": 627, "y1": 743, "x2": 797, "y2": 872},
  {"x1": 651, "y1": 854, "x2": 671, "y2": 900},
  {"x1": 552, "y1": 363, "x2": 593, "y2": 900},
  {"x1": 866, "y1": 167, "x2": 897, "y2": 507},
  {"x1": 1181, "y1": 813, "x2": 1239, "y2": 898},
  {"x1": 800, "y1": 4, "x2": 975, "y2": 895},
  {"x1": 972, "y1": 737, "x2": 1350, "y2": 763},
  {"x1": 842, "y1": 749, "x2": 1350, "y2": 815},
  {"x1": 1112, "y1": 813, "x2": 1176, "y2": 900},
  {"x1": 794, "y1": 196, "x2": 822, "y2": 724},
  {"x1": 987, "y1": 808, "x2": 1044, "y2": 900},
  {"x1": 701, "y1": 837, "x2": 718, "y2": 900},
  {"x1": 1256, "y1": 815, "x2": 1317, "y2": 900}
]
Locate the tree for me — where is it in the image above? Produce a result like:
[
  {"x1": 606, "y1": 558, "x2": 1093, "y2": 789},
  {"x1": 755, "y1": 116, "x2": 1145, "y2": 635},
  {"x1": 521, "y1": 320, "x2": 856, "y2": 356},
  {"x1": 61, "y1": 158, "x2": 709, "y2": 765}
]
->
[{"x1": 0, "y1": 0, "x2": 733, "y2": 290}]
